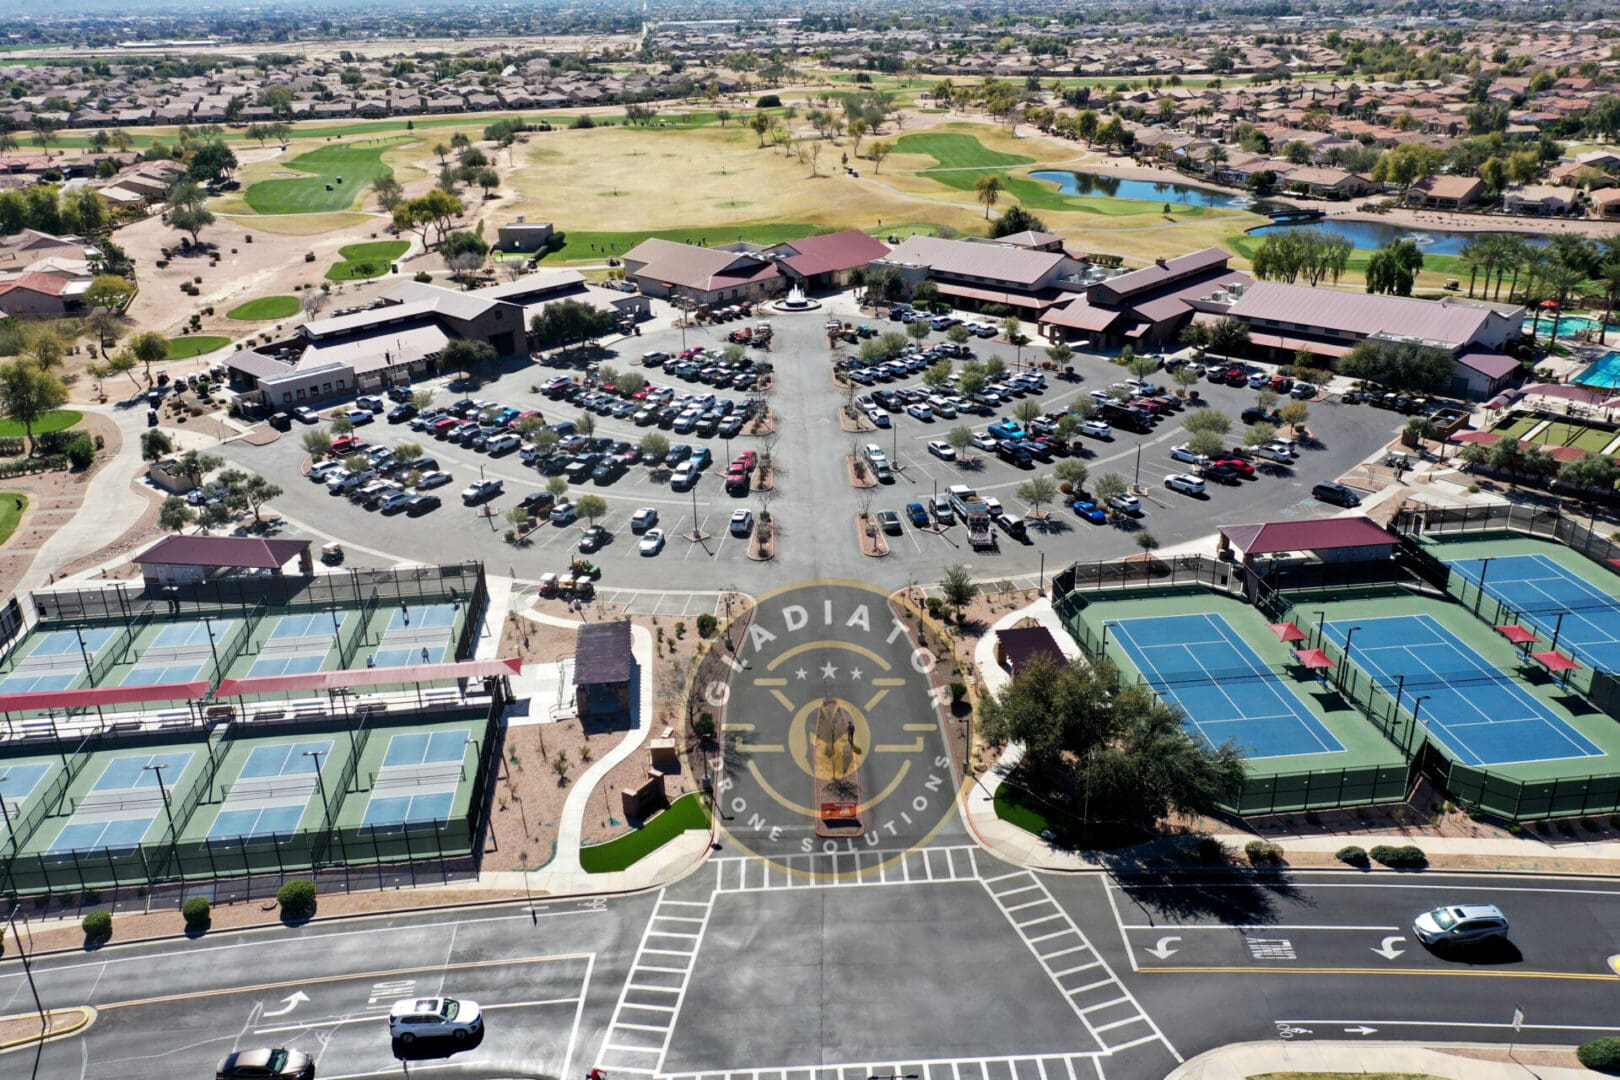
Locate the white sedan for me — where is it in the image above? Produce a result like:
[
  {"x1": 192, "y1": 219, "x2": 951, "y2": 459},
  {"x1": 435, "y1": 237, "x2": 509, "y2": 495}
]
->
[
  {"x1": 416, "y1": 470, "x2": 452, "y2": 489},
  {"x1": 905, "y1": 403, "x2": 934, "y2": 421},
  {"x1": 926, "y1": 440, "x2": 957, "y2": 461},
  {"x1": 638, "y1": 527, "x2": 666, "y2": 555},
  {"x1": 971, "y1": 431, "x2": 999, "y2": 451},
  {"x1": 1169, "y1": 443, "x2": 1210, "y2": 467}
]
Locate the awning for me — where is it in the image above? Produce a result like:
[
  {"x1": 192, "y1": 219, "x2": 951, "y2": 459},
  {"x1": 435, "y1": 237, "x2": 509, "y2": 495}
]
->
[
  {"x1": 1292, "y1": 648, "x2": 1336, "y2": 670},
  {"x1": 1494, "y1": 624, "x2": 1539, "y2": 644},
  {"x1": 0, "y1": 680, "x2": 212, "y2": 714},
  {"x1": 1530, "y1": 650, "x2": 1580, "y2": 673},
  {"x1": 932, "y1": 283, "x2": 1060, "y2": 311},
  {"x1": 1246, "y1": 331, "x2": 1355, "y2": 359},
  {"x1": 1269, "y1": 621, "x2": 1308, "y2": 643},
  {"x1": 217, "y1": 657, "x2": 522, "y2": 697}
]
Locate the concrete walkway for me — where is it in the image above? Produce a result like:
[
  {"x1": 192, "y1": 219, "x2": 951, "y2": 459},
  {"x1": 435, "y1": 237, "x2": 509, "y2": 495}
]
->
[{"x1": 1169, "y1": 1040, "x2": 1587, "y2": 1080}]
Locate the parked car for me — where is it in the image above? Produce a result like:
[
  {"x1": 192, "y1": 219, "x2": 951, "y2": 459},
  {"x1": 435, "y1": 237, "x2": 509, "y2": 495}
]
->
[
  {"x1": 993, "y1": 513, "x2": 1028, "y2": 540},
  {"x1": 406, "y1": 494, "x2": 441, "y2": 516},
  {"x1": 416, "y1": 470, "x2": 452, "y2": 489},
  {"x1": 579, "y1": 524, "x2": 608, "y2": 553},
  {"x1": 1080, "y1": 419, "x2": 1112, "y2": 439},
  {"x1": 631, "y1": 507, "x2": 659, "y2": 532},
  {"x1": 639, "y1": 527, "x2": 666, "y2": 555},
  {"x1": 293, "y1": 406, "x2": 319, "y2": 424},
  {"x1": 549, "y1": 501, "x2": 577, "y2": 525},
  {"x1": 671, "y1": 461, "x2": 700, "y2": 490},
  {"x1": 461, "y1": 479, "x2": 502, "y2": 504},
  {"x1": 1072, "y1": 499, "x2": 1107, "y2": 524},
  {"x1": 1169, "y1": 444, "x2": 1211, "y2": 467},
  {"x1": 1312, "y1": 481, "x2": 1362, "y2": 507},
  {"x1": 388, "y1": 997, "x2": 483, "y2": 1043},
  {"x1": 1108, "y1": 492, "x2": 1142, "y2": 515},
  {"x1": 926, "y1": 439, "x2": 957, "y2": 461},
  {"x1": 730, "y1": 509, "x2": 755, "y2": 536},
  {"x1": 906, "y1": 403, "x2": 934, "y2": 422},
  {"x1": 215, "y1": 1047, "x2": 315, "y2": 1080},
  {"x1": 345, "y1": 408, "x2": 374, "y2": 426},
  {"x1": 877, "y1": 509, "x2": 902, "y2": 534},
  {"x1": 906, "y1": 501, "x2": 930, "y2": 528},
  {"x1": 1165, "y1": 473, "x2": 1206, "y2": 496}
]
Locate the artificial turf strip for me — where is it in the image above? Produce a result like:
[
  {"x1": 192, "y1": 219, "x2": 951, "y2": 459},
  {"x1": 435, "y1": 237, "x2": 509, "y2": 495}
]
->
[
  {"x1": 579, "y1": 792, "x2": 711, "y2": 873},
  {"x1": 165, "y1": 336, "x2": 231, "y2": 360},
  {"x1": 243, "y1": 138, "x2": 409, "y2": 215},
  {"x1": 0, "y1": 410, "x2": 81, "y2": 437},
  {"x1": 326, "y1": 241, "x2": 411, "y2": 281},
  {"x1": 226, "y1": 296, "x2": 300, "y2": 321}
]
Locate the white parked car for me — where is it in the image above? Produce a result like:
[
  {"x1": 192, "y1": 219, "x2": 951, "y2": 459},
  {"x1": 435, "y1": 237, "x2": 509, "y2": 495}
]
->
[
  {"x1": 1169, "y1": 443, "x2": 1211, "y2": 467},
  {"x1": 638, "y1": 527, "x2": 666, "y2": 555},
  {"x1": 730, "y1": 509, "x2": 754, "y2": 536},
  {"x1": 1108, "y1": 492, "x2": 1142, "y2": 515},
  {"x1": 1080, "y1": 419, "x2": 1112, "y2": 438},
  {"x1": 671, "y1": 461, "x2": 700, "y2": 489},
  {"x1": 388, "y1": 997, "x2": 483, "y2": 1043},
  {"x1": 416, "y1": 470, "x2": 452, "y2": 489},
  {"x1": 460, "y1": 479, "x2": 502, "y2": 503},
  {"x1": 379, "y1": 490, "x2": 415, "y2": 513},
  {"x1": 309, "y1": 461, "x2": 343, "y2": 482},
  {"x1": 1165, "y1": 472, "x2": 1206, "y2": 496},
  {"x1": 971, "y1": 431, "x2": 999, "y2": 451},
  {"x1": 630, "y1": 507, "x2": 659, "y2": 532},
  {"x1": 926, "y1": 440, "x2": 957, "y2": 461},
  {"x1": 983, "y1": 496, "x2": 1003, "y2": 516},
  {"x1": 1254, "y1": 443, "x2": 1296, "y2": 464},
  {"x1": 905, "y1": 403, "x2": 934, "y2": 421},
  {"x1": 927, "y1": 396, "x2": 958, "y2": 419}
]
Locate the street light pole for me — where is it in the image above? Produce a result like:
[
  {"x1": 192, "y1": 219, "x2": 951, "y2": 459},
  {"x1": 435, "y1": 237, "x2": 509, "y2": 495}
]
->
[{"x1": 5, "y1": 905, "x2": 46, "y2": 1037}]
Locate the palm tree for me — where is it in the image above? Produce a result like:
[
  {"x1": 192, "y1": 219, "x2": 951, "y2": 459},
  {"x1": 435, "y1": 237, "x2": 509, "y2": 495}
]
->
[
  {"x1": 974, "y1": 174, "x2": 1003, "y2": 219},
  {"x1": 1540, "y1": 262, "x2": 1587, "y2": 345},
  {"x1": 1496, "y1": 237, "x2": 1530, "y2": 303},
  {"x1": 1595, "y1": 236, "x2": 1620, "y2": 346},
  {"x1": 1457, "y1": 238, "x2": 1488, "y2": 299},
  {"x1": 1204, "y1": 143, "x2": 1227, "y2": 174}
]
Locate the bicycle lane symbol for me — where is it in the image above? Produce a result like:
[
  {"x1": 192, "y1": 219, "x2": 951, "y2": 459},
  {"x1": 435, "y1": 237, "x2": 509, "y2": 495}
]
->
[{"x1": 1275, "y1": 1023, "x2": 1314, "y2": 1040}]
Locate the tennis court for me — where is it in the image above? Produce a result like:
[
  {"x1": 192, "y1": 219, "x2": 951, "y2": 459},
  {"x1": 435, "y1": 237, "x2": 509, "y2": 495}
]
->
[
  {"x1": 1110, "y1": 613, "x2": 1345, "y2": 758},
  {"x1": 47, "y1": 750, "x2": 195, "y2": 853},
  {"x1": 360, "y1": 728, "x2": 469, "y2": 829},
  {"x1": 370, "y1": 602, "x2": 458, "y2": 668},
  {"x1": 1323, "y1": 615, "x2": 1603, "y2": 766},
  {"x1": 0, "y1": 762, "x2": 51, "y2": 835},
  {"x1": 1447, "y1": 553, "x2": 1620, "y2": 672},
  {"x1": 121, "y1": 618, "x2": 240, "y2": 686},
  {"x1": 206, "y1": 739, "x2": 333, "y2": 840},
  {"x1": 245, "y1": 612, "x2": 347, "y2": 678},
  {"x1": 0, "y1": 627, "x2": 117, "y2": 693}
]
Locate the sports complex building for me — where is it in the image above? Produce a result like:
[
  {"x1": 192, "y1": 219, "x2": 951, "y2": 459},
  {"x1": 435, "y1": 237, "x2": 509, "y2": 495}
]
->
[
  {"x1": 0, "y1": 558, "x2": 515, "y2": 901},
  {"x1": 1052, "y1": 507, "x2": 1620, "y2": 821}
]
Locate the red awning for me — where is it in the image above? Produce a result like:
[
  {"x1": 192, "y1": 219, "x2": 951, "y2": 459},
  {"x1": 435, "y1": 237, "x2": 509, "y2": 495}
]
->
[
  {"x1": 0, "y1": 680, "x2": 212, "y2": 714},
  {"x1": 1495, "y1": 624, "x2": 1539, "y2": 644},
  {"x1": 1530, "y1": 650, "x2": 1581, "y2": 673},
  {"x1": 1292, "y1": 648, "x2": 1336, "y2": 670},
  {"x1": 217, "y1": 657, "x2": 522, "y2": 698},
  {"x1": 1269, "y1": 621, "x2": 1308, "y2": 643}
]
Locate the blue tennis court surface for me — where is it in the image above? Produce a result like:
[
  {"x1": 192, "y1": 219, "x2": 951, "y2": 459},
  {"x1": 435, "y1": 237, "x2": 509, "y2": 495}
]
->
[
  {"x1": 361, "y1": 791, "x2": 454, "y2": 828},
  {"x1": 239, "y1": 740, "x2": 334, "y2": 779},
  {"x1": 209, "y1": 805, "x2": 306, "y2": 838},
  {"x1": 372, "y1": 644, "x2": 449, "y2": 667},
  {"x1": 0, "y1": 763, "x2": 51, "y2": 836},
  {"x1": 387, "y1": 604, "x2": 456, "y2": 631},
  {"x1": 270, "y1": 613, "x2": 347, "y2": 639},
  {"x1": 93, "y1": 751, "x2": 194, "y2": 790},
  {"x1": 122, "y1": 661, "x2": 204, "y2": 686},
  {"x1": 152, "y1": 621, "x2": 223, "y2": 648},
  {"x1": 248, "y1": 653, "x2": 327, "y2": 677},
  {"x1": 0, "y1": 670, "x2": 78, "y2": 693},
  {"x1": 1110, "y1": 613, "x2": 1344, "y2": 759},
  {"x1": 1325, "y1": 615, "x2": 1602, "y2": 766},
  {"x1": 1448, "y1": 553, "x2": 1620, "y2": 672},
  {"x1": 24, "y1": 628, "x2": 115, "y2": 658},
  {"x1": 382, "y1": 730, "x2": 469, "y2": 768},
  {"x1": 50, "y1": 817, "x2": 157, "y2": 853}
]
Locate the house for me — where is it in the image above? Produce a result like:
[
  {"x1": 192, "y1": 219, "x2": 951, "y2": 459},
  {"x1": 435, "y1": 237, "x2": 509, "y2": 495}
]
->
[
  {"x1": 0, "y1": 272, "x2": 89, "y2": 318},
  {"x1": 621, "y1": 237, "x2": 784, "y2": 306},
  {"x1": 1281, "y1": 166, "x2": 1378, "y2": 198},
  {"x1": 1040, "y1": 247, "x2": 1252, "y2": 351},
  {"x1": 1217, "y1": 517, "x2": 1396, "y2": 569},
  {"x1": 474, "y1": 267, "x2": 650, "y2": 336},
  {"x1": 1502, "y1": 184, "x2": 1578, "y2": 216},
  {"x1": 1591, "y1": 188, "x2": 1620, "y2": 221},
  {"x1": 1404, "y1": 174, "x2": 1486, "y2": 211},
  {"x1": 495, "y1": 219, "x2": 555, "y2": 253},
  {"x1": 132, "y1": 535, "x2": 312, "y2": 586},
  {"x1": 769, "y1": 229, "x2": 890, "y2": 290},
  {"x1": 871, "y1": 235, "x2": 1085, "y2": 314},
  {"x1": 573, "y1": 620, "x2": 633, "y2": 718},
  {"x1": 1453, "y1": 350, "x2": 1522, "y2": 400}
]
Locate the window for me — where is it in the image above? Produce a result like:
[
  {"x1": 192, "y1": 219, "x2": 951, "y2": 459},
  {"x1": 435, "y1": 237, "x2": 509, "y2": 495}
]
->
[
  {"x1": 282, "y1": 392, "x2": 292, "y2": 403},
  {"x1": 321, "y1": 382, "x2": 332, "y2": 393},
  {"x1": 337, "y1": 379, "x2": 346, "y2": 389},
  {"x1": 296, "y1": 388, "x2": 306, "y2": 399}
]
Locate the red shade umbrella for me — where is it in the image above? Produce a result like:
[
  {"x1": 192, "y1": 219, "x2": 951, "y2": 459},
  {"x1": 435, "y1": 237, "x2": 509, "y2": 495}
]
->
[
  {"x1": 1268, "y1": 621, "x2": 1308, "y2": 643},
  {"x1": 1494, "y1": 624, "x2": 1539, "y2": 645},
  {"x1": 1531, "y1": 650, "x2": 1581, "y2": 672},
  {"x1": 1293, "y1": 648, "x2": 1336, "y2": 670}
]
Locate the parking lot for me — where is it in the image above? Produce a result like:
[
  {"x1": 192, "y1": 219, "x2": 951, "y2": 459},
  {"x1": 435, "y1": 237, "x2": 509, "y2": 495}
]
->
[{"x1": 224, "y1": 292, "x2": 1404, "y2": 592}]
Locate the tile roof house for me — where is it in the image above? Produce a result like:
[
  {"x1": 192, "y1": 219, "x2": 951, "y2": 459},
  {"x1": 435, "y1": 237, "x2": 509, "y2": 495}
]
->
[
  {"x1": 133, "y1": 534, "x2": 312, "y2": 585},
  {"x1": 875, "y1": 235, "x2": 1083, "y2": 313},
  {"x1": 1405, "y1": 174, "x2": 1487, "y2": 211},
  {"x1": 1041, "y1": 248, "x2": 1251, "y2": 351},
  {"x1": 621, "y1": 237, "x2": 784, "y2": 305},
  {"x1": 770, "y1": 229, "x2": 891, "y2": 288},
  {"x1": 0, "y1": 271, "x2": 89, "y2": 318}
]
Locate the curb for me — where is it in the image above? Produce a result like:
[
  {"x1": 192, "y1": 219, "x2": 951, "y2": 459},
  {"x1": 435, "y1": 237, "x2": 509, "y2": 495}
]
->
[{"x1": 0, "y1": 1006, "x2": 95, "y2": 1053}]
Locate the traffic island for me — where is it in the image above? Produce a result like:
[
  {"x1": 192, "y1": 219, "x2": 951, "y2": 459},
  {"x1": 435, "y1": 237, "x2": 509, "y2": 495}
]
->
[
  {"x1": 0, "y1": 1006, "x2": 96, "y2": 1052},
  {"x1": 838, "y1": 407, "x2": 874, "y2": 433},
  {"x1": 847, "y1": 454, "x2": 876, "y2": 488},
  {"x1": 856, "y1": 513, "x2": 890, "y2": 557},
  {"x1": 811, "y1": 697, "x2": 866, "y2": 839},
  {"x1": 748, "y1": 517, "x2": 777, "y2": 561}
]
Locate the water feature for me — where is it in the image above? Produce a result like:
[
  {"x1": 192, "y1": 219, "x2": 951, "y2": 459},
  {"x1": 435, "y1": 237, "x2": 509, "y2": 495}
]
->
[
  {"x1": 1029, "y1": 169, "x2": 1260, "y2": 211},
  {"x1": 1526, "y1": 314, "x2": 1619, "y2": 341},
  {"x1": 1576, "y1": 351, "x2": 1620, "y2": 390},
  {"x1": 771, "y1": 284, "x2": 820, "y2": 313},
  {"x1": 1247, "y1": 217, "x2": 1547, "y2": 258}
]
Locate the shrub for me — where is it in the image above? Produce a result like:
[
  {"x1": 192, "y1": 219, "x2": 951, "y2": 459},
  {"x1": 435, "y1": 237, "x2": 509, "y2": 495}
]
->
[
  {"x1": 1579, "y1": 1037, "x2": 1620, "y2": 1075},
  {"x1": 1196, "y1": 836, "x2": 1225, "y2": 864},
  {"x1": 181, "y1": 896, "x2": 211, "y2": 927},
  {"x1": 695, "y1": 613, "x2": 718, "y2": 638},
  {"x1": 949, "y1": 681, "x2": 968, "y2": 704},
  {"x1": 66, "y1": 435, "x2": 95, "y2": 470},
  {"x1": 692, "y1": 712, "x2": 717, "y2": 739},
  {"x1": 1369, "y1": 843, "x2": 1427, "y2": 869},
  {"x1": 1506, "y1": 822, "x2": 1525, "y2": 837},
  {"x1": 1335, "y1": 844, "x2": 1368, "y2": 866},
  {"x1": 414, "y1": 271, "x2": 433, "y2": 283},
  {"x1": 1244, "y1": 839, "x2": 1283, "y2": 866},
  {"x1": 81, "y1": 910, "x2": 112, "y2": 939},
  {"x1": 277, "y1": 879, "x2": 317, "y2": 918}
]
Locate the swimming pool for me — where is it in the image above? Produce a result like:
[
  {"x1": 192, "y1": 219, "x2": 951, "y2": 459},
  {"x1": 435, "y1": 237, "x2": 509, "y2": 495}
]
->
[
  {"x1": 1526, "y1": 315, "x2": 1620, "y2": 340},
  {"x1": 1577, "y1": 351, "x2": 1620, "y2": 389}
]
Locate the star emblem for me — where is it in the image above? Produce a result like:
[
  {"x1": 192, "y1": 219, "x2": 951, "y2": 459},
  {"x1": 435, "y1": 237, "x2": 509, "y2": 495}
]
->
[
  {"x1": 794, "y1": 666, "x2": 808, "y2": 680},
  {"x1": 849, "y1": 666, "x2": 863, "y2": 680},
  {"x1": 819, "y1": 661, "x2": 839, "y2": 679}
]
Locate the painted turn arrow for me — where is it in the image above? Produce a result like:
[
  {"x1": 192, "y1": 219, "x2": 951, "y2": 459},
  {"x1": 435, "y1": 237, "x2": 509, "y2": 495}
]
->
[
  {"x1": 1370, "y1": 936, "x2": 1406, "y2": 960},
  {"x1": 1344, "y1": 1026, "x2": 1379, "y2": 1036},
  {"x1": 1144, "y1": 935, "x2": 1182, "y2": 960},
  {"x1": 261, "y1": 991, "x2": 310, "y2": 1018}
]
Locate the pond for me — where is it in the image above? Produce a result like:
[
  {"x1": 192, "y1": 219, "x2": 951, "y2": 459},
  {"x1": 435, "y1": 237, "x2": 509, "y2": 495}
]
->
[
  {"x1": 1246, "y1": 217, "x2": 1546, "y2": 258},
  {"x1": 1029, "y1": 169, "x2": 1260, "y2": 211}
]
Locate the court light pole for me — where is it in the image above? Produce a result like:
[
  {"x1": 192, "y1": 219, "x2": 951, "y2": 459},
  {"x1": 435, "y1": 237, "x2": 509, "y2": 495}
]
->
[
  {"x1": 1099, "y1": 620, "x2": 1115, "y2": 658},
  {"x1": 1549, "y1": 610, "x2": 1568, "y2": 655},
  {"x1": 304, "y1": 750, "x2": 331, "y2": 827},
  {"x1": 1338, "y1": 625, "x2": 1363, "y2": 692},
  {"x1": 1473, "y1": 556, "x2": 1495, "y2": 616},
  {"x1": 1311, "y1": 609, "x2": 1326, "y2": 652},
  {"x1": 73, "y1": 625, "x2": 94, "y2": 686},
  {"x1": 0, "y1": 768, "x2": 17, "y2": 854},
  {"x1": 202, "y1": 616, "x2": 222, "y2": 681},
  {"x1": 1405, "y1": 694, "x2": 1432, "y2": 756}
]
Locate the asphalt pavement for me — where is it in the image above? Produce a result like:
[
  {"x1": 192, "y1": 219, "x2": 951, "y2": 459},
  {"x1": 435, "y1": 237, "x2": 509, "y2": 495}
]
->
[{"x1": 220, "y1": 296, "x2": 1403, "y2": 593}]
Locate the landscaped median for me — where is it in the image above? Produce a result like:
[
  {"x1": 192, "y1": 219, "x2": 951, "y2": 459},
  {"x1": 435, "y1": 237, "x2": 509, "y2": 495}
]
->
[
  {"x1": 0, "y1": 1006, "x2": 96, "y2": 1052},
  {"x1": 579, "y1": 791, "x2": 711, "y2": 874}
]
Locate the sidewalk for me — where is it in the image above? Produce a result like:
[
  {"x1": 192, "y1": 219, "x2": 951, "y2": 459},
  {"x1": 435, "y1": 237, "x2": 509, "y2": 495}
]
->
[{"x1": 1169, "y1": 1040, "x2": 1586, "y2": 1080}]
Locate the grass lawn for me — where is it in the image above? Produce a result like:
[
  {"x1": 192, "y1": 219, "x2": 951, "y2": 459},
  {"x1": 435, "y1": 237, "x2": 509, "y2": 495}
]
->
[
  {"x1": 993, "y1": 781, "x2": 1086, "y2": 847},
  {"x1": 244, "y1": 137, "x2": 412, "y2": 215},
  {"x1": 542, "y1": 224, "x2": 823, "y2": 262},
  {"x1": 1225, "y1": 231, "x2": 1461, "y2": 280},
  {"x1": 165, "y1": 336, "x2": 231, "y2": 360},
  {"x1": 579, "y1": 792, "x2": 710, "y2": 873},
  {"x1": 897, "y1": 132, "x2": 1036, "y2": 172},
  {"x1": 0, "y1": 410, "x2": 81, "y2": 438},
  {"x1": 326, "y1": 241, "x2": 411, "y2": 281},
  {"x1": 0, "y1": 492, "x2": 26, "y2": 547},
  {"x1": 226, "y1": 296, "x2": 300, "y2": 321},
  {"x1": 867, "y1": 221, "x2": 945, "y2": 240}
]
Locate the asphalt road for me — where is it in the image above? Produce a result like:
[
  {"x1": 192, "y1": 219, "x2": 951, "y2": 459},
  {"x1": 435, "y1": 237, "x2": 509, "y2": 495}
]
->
[
  {"x1": 221, "y1": 295, "x2": 1403, "y2": 595},
  {"x1": 7, "y1": 855, "x2": 1618, "y2": 1080}
]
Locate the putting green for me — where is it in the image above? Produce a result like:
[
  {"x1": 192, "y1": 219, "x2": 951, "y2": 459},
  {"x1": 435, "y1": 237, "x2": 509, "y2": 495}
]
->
[
  {"x1": 897, "y1": 132, "x2": 1035, "y2": 171},
  {"x1": 326, "y1": 241, "x2": 410, "y2": 281},
  {"x1": 244, "y1": 138, "x2": 410, "y2": 215},
  {"x1": 0, "y1": 491, "x2": 26, "y2": 547},
  {"x1": 0, "y1": 410, "x2": 81, "y2": 438},
  {"x1": 165, "y1": 336, "x2": 231, "y2": 360},
  {"x1": 226, "y1": 296, "x2": 300, "y2": 321}
]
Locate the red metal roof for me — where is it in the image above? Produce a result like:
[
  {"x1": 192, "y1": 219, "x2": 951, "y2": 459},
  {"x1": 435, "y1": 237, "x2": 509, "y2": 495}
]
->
[
  {"x1": 0, "y1": 680, "x2": 211, "y2": 713},
  {"x1": 776, "y1": 229, "x2": 890, "y2": 278},
  {"x1": 216, "y1": 656, "x2": 521, "y2": 697},
  {"x1": 1220, "y1": 516, "x2": 1395, "y2": 556},
  {"x1": 134, "y1": 534, "x2": 311, "y2": 569}
]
